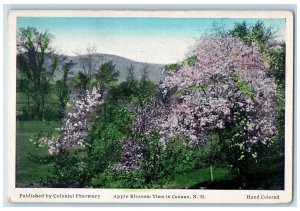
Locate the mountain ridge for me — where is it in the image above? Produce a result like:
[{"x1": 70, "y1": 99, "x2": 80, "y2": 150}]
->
[{"x1": 54, "y1": 53, "x2": 165, "y2": 83}]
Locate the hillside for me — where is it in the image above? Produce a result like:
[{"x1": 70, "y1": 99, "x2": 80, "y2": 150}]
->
[{"x1": 53, "y1": 53, "x2": 165, "y2": 83}]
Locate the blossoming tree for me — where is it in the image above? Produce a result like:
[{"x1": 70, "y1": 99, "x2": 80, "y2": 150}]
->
[
  {"x1": 48, "y1": 85, "x2": 104, "y2": 155},
  {"x1": 162, "y1": 36, "x2": 276, "y2": 143},
  {"x1": 123, "y1": 36, "x2": 277, "y2": 171}
]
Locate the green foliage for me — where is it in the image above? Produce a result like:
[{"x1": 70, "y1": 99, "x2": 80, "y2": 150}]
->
[
  {"x1": 87, "y1": 77, "x2": 99, "y2": 90},
  {"x1": 109, "y1": 81, "x2": 138, "y2": 103},
  {"x1": 163, "y1": 136, "x2": 203, "y2": 174},
  {"x1": 136, "y1": 80, "x2": 156, "y2": 106},
  {"x1": 175, "y1": 85, "x2": 206, "y2": 96},
  {"x1": 83, "y1": 81, "x2": 144, "y2": 186},
  {"x1": 230, "y1": 21, "x2": 274, "y2": 63},
  {"x1": 229, "y1": 20, "x2": 285, "y2": 188},
  {"x1": 17, "y1": 27, "x2": 58, "y2": 120},
  {"x1": 164, "y1": 56, "x2": 196, "y2": 76},
  {"x1": 39, "y1": 149, "x2": 91, "y2": 188},
  {"x1": 16, "y1": 121, "x2": 60, "y2": 186},
  {"x1": 181, "y1": 55, "x2": 197, "y2": 67},
  {"x1": 96, "y1": 61, "x2": 120, "y2": 90},
  {"x1": 91, "y1": 170, "x2": 145, "y2": 188},
  {"x1": 270, "y1": 48, "x2": 285, "y2": 187},
  {"x1": 230, "y1": 22, "x2": 249, "y2": 43},
  {"x1": 233, "y1": 76, "x2": 256, "y2": 99},
  {"x1": 86, "y1": 104, "x2": 135, "y2": 179},
  {"x1": 72, "y1": 71, "x2": 89, "y2": 92},
  {"x1": 231, "y1": 21, "x2": 270, "y2": 46},
  {"x1": 208, "y1": 114, "x2": 283, "y2": 189},
  {"x1": 108, "y1": 79, "x2": 156, "y2": 106},
  {"x1": 56, "y1": 60, "x2": 73, "y2": 117},
  {"x1": 117, "y1": 132, "x2": 204, "y2": 188},
  {"x1": 200, "y1": 134, "x2": 224, "y2": 165},
  {"x1": 17, "y1": 92, "x2": 61, "y2": 121},
  {"x1": 164, "y1": 63, "x2": 181, "y2": 75},
  {"x1": 86, "y1": 75, "x2": 158, "y2": 188},
  {"x1": 138, "y1": 131, "x2": 167, "y2": 188}
]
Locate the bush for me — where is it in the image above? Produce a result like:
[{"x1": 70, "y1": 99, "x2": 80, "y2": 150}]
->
[
  {"x1": 91, "y1": 170, "x2": 145, "y2": 188},
  {"x1": 118, "y1": 131, "x2": 204, "y2": 188}
]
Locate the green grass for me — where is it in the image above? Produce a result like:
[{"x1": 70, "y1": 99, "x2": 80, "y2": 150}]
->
[
  {"x1": 164, "y1": 167, "x2": 233, "y2": 189},
  {"x1": 103, "y1": 167, "x2": 233, "y2": 189},
  {"x1": 16, "y1": 120, "x2": 60, "y2": 186},
  {"x1": 16, "y1": 90, "x2": 61, "y2": 185}
]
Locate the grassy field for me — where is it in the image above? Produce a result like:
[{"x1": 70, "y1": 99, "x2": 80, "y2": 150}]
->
[
  {"x1": 164, "y1": 167, "x2": 233, "y2": 189},
  {"x1": 16, "y1": 120, "x2": 60, "y2": 186},
  {"x1": 16, "y1": 91, "x2": 61, "y2": 186}
]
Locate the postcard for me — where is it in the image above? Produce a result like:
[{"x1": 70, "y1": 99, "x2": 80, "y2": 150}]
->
[{"x1": 7, "y1": 10, "x2": 294, "y2": 203}]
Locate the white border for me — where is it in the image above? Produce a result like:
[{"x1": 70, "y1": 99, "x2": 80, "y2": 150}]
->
[{"x1": 7, "y1": 10, "x2": 294, "y2": 204}]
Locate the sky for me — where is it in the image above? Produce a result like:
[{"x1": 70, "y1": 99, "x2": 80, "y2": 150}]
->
[{"x1": 17, "y1": 17, "x2": 286, "y2": 64}]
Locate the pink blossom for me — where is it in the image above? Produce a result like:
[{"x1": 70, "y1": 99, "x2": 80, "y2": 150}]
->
[
  {"x1": 48, "y1": 85, "x2": 104, "y2": 155},
  {"x1": 132, "y1": 36, "x2": 277, "y2": 149}
]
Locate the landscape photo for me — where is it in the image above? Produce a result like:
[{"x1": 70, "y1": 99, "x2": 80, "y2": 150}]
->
[{"x1": 15, "y1": 15, "x2": 287, "y2": 191}]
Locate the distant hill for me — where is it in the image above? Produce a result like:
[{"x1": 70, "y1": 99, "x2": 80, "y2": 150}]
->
[{"x1": 53, "y1": 53, "x2": 165, "y2": 83}]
